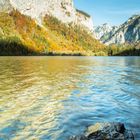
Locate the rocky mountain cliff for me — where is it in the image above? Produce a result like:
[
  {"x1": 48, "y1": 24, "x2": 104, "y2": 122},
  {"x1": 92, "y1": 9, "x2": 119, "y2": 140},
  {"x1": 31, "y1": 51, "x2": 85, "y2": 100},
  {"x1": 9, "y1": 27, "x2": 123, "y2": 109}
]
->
[
  {"x1": 0, "y1": 0, "x2": 106, "y2": 56},
  {"x1": 105, "y1": 15, "x2": 140, "y2": 45},
  {"x1": 96, "y1": 15, "x2": 140, "y2": 45},
  {"x1": 0, "y1": 0, "x2": 93, "y2": 32},
  {"x1": 94, "y1": 23, "x2": 118, "y2": 40}
]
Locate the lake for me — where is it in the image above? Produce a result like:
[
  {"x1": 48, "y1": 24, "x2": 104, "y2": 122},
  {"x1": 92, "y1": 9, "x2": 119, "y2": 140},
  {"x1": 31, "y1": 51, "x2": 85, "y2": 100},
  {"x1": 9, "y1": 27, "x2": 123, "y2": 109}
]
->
[{"x1": 0, "y1": 56, "x2": 140, "y2": 140}]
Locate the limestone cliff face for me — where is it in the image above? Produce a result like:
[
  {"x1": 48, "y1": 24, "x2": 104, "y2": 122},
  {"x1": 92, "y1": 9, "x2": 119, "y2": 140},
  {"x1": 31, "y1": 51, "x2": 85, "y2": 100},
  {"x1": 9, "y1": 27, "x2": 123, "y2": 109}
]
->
[
  {"x1": 10, "y1": 0, "x2": 76, "y2": 24},
  {"x1": 76, "y1": 9, "x2": 93, "y2": 32},
  {"x1": 0, "y1": 0, "x2": 12, "y2": 11},
  {"x1": 0, "y1": 0, "x2": 93, "y2": 32}
]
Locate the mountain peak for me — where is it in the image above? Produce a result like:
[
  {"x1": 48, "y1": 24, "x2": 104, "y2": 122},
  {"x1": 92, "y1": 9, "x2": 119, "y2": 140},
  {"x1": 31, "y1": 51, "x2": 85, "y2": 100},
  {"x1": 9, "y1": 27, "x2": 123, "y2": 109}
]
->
[
  {"x1": 104, "y1": 14, "x2": 140, "y2": 45},
  {"x1": 94, "y1": 23, "x2": 118, "y2": 40},
  {"x1": 94, "y1": 14, "x2": 140, "y2": 45}
]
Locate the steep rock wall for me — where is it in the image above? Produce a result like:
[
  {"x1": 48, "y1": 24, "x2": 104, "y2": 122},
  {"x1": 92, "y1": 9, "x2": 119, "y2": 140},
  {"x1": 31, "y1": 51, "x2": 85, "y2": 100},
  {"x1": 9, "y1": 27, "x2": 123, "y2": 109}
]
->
[
  {"x1": 76, "y1": 9, "x2": 93, "y2": 32},
  {"x1": 0, "y1": 0, "x2": 94, "y2": 31}
]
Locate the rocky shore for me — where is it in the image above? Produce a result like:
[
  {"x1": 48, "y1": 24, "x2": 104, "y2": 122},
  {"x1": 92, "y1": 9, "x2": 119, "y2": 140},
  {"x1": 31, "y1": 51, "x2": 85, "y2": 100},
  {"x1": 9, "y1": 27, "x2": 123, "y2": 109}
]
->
[{"x1": 70, "y1": 122, "x2": 134, "y2": 140}]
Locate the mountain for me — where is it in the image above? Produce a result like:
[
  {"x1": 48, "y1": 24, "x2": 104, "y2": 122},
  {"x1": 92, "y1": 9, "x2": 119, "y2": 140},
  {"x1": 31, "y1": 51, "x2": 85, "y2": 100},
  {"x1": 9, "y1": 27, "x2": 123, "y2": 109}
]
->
[
  {"x1": 103, "y1": 15, "x2": 140, "y2": 45},
  {"x1": 0, "y1": 1, "x2": 139, "y2": 56},
  {"x1": 0, "y1": 0, "x2": 106, "y2": 56},
  {"x1": 94, "y1": 23, "x2": 118, "y2": 40},
  {"x1": 0, "y1": 0, "x2": 94, "y2": 32},
  {"x1": 94, "y1": 15, "x2": 140, "y2": 45}
]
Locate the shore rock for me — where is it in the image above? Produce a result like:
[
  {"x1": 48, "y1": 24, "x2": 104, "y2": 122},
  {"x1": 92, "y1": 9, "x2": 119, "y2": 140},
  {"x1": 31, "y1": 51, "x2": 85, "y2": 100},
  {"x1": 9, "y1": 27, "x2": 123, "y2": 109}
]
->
[{"x1": 69, "y1": 122, "x2": 134, "y2": 140}]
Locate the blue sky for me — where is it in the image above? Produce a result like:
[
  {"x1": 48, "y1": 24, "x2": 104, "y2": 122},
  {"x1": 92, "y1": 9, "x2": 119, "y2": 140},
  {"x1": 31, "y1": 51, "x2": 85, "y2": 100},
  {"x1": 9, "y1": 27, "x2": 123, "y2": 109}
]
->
[{"x1": 74, "y1": 0, "x2": 140, "y2": 26}]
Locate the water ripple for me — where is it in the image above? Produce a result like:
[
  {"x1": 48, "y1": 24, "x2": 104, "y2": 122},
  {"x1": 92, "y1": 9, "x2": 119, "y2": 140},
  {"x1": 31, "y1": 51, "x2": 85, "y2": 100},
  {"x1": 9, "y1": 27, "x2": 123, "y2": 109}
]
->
[{"x1": 0, "y1": 56, "x2": 140, "y2": 140}]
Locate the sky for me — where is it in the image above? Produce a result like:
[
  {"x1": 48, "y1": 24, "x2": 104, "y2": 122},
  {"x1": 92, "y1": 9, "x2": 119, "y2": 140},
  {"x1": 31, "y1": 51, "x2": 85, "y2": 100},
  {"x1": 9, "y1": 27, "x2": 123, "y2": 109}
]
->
[{"x1": 74, "y1": 0, "x2": 140, "y2": 26}]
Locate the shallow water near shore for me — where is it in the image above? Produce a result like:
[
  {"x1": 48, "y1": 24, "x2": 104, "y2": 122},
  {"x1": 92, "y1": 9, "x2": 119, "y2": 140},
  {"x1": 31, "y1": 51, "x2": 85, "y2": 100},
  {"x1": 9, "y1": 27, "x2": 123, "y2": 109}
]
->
[{"x1": 0, "y1": 56, "x2": 140, "y2": 140}]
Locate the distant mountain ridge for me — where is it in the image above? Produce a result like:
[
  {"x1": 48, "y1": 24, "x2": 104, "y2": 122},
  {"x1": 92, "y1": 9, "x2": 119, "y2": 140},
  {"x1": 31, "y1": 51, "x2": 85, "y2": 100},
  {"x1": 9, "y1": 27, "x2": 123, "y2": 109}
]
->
[
  {"x1": 94, "y1": 23, "x2": 118, "y2": 42},
  {"x1": 94, "y1": 15, "x2": 140, "y2": 45}
]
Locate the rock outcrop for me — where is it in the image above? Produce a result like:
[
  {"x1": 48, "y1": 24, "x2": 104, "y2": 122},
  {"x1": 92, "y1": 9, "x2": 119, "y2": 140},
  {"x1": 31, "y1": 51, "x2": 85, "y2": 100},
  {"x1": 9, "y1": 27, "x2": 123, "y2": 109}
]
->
[
  {"x1": 0, "y1": 0, "x2": 94, "y2": 32},
  {"x1": 76, "y1": 9, "x2": 93, "y2": 32},
  {"x1": 70, "y1": 123, "x2": 134, "y2": 140}
]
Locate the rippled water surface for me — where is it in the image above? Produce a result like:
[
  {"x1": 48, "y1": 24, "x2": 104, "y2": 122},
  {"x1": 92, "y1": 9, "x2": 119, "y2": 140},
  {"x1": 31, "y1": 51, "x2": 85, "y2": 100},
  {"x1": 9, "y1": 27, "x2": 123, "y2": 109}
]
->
[{"x1": 0, "y1": 56, "x2": 140, "y2": 140}]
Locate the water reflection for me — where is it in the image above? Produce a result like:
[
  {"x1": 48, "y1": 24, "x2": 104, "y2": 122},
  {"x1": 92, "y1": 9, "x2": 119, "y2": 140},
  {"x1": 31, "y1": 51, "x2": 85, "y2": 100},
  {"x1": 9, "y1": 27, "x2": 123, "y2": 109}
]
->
[{"x1": 0, "y1": 56, "x2": 140, "y2": 140}]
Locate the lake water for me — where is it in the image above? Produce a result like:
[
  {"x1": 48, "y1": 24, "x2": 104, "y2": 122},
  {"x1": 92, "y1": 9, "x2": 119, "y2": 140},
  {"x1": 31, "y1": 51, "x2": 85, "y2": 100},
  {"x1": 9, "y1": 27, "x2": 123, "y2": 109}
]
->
[{"x1": 0, "y1": 56, "x2": 140, "y2": 140}]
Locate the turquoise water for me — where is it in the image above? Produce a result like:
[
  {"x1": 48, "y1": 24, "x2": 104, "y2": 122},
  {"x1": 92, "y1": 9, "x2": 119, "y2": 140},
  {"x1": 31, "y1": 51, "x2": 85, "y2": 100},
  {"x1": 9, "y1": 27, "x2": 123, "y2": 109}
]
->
[{"x1": 0, "y1": 57, "x2": 140, "y2": 140}]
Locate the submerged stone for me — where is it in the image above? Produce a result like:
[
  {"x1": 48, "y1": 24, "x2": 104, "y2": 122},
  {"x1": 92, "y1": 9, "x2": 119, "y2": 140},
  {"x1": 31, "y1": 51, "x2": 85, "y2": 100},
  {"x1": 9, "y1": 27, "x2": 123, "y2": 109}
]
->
[{"x1": 69, "y1": 122, "x2": 134, "y2": 140}]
